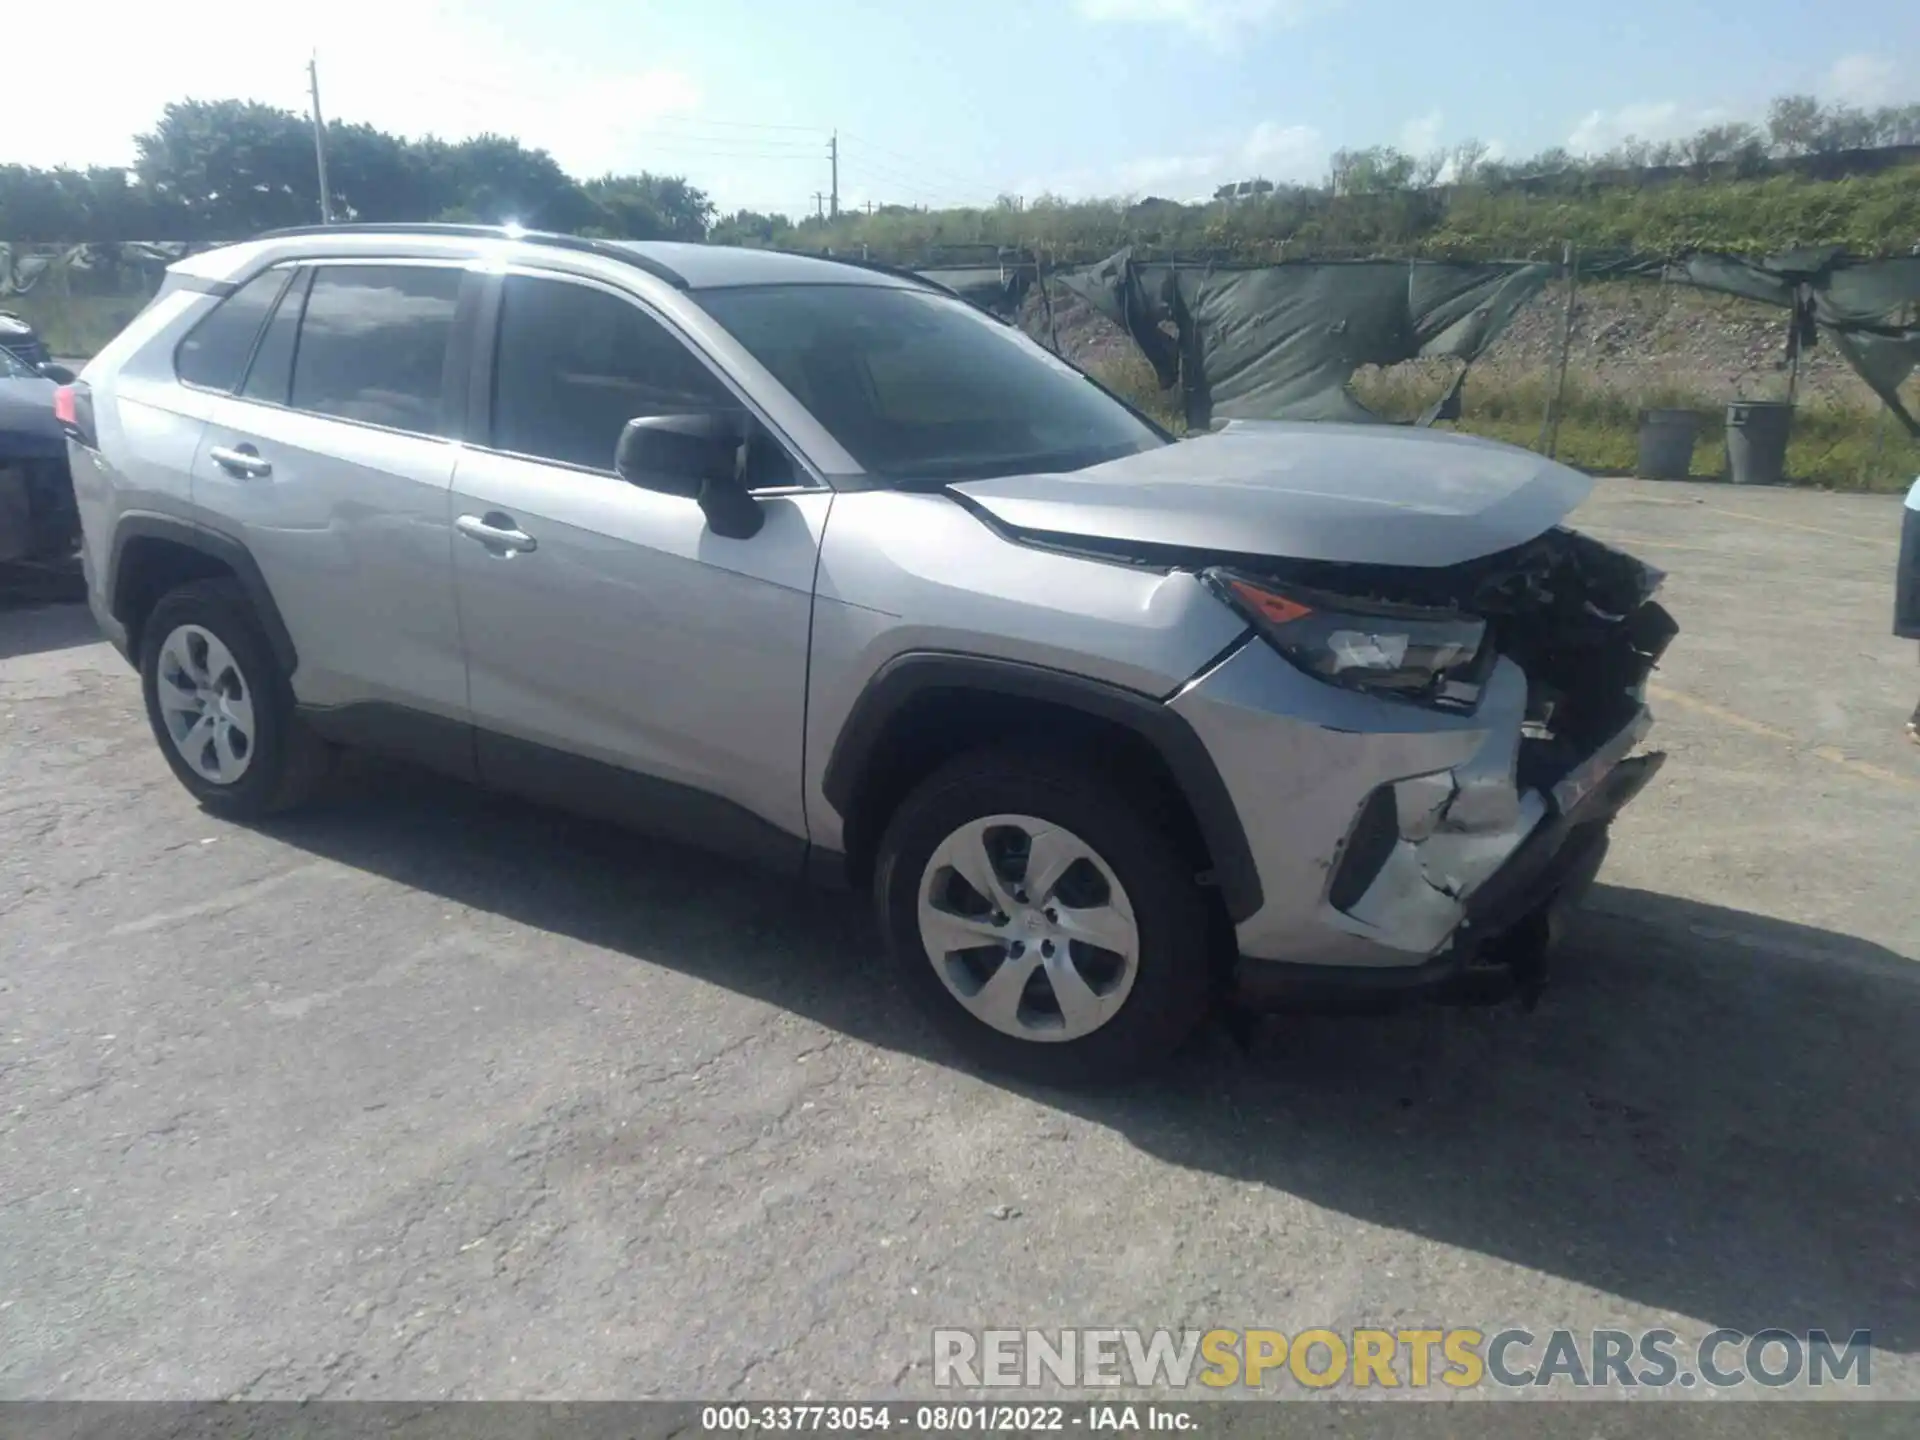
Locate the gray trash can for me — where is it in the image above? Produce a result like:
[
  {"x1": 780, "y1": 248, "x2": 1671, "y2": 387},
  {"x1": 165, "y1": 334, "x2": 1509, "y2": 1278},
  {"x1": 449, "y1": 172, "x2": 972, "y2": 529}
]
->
[
  {"x1": 1725, "y1": 401, "x2": 1793, "y2": 485},
  {"x1": 1636, "y1": 408, "x2": 1699, "y2": 480}
]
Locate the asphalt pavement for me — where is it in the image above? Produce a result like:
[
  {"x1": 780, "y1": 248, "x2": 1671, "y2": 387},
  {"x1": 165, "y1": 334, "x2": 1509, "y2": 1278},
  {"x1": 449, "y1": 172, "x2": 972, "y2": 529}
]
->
[{"x1": 2, "y1": 480, "x2": 1917, "y2": 1403}]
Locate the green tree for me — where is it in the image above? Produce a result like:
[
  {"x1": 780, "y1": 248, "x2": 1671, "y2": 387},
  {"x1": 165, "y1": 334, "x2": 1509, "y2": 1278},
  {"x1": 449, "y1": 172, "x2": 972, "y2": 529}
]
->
[
  {"x1": 584, "y1": 173, "x2": 715, "y2": 240},
  {"x1": 709, "y1": 209, "x2": 794, "y2": 247},
  {"x1": 1767, "y1": 95, "x2": 1826, "y2": 155},
  {"x1": 415, "y1": 134, "x2": 598, "y2": 231},
  {"x1": 133, "y1": 99, "x2": 316, "y2": 237}
]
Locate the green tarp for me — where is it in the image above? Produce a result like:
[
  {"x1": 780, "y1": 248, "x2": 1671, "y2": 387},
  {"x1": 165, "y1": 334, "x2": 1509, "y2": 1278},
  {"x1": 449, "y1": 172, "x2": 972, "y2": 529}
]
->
[
  {"x1": 1051, "y1": 250, "x2": 1553, "y2": 429},
  {"x1": 1042, "y1": 244, "x2": 1920, "y2": 434},
  {"x1": 1673, "y1": 248, "x2": 1920, "y2": 437},
  {"x1": 912, "y1": 262, "x2": 1034, "y2": 319}
]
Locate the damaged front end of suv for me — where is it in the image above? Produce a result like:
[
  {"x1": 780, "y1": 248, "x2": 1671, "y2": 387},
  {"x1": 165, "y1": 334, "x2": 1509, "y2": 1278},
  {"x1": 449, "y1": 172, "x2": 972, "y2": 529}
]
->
[
  {"x1": 1193, "y1": 525, "x2": 1676, "y2": 1004},
  {"x1": 952, "y1": 422, "x2": 1677, "y2": 1008}
]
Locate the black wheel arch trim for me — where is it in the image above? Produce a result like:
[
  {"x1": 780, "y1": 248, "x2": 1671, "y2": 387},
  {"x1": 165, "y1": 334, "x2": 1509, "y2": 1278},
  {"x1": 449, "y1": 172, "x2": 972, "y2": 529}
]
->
[
  {"x1": 107, "y1": 514, "x2": 299, "y2": 677},
  {"x1": 821, "y1": 651, "x2": 1265, "y2": 923}
]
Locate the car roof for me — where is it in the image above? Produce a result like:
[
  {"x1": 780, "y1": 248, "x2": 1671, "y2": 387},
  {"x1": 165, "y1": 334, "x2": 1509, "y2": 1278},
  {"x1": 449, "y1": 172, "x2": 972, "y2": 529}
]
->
[
  {"x1": 604, "y1": 239, "x2": 919, "y2": 290},
  {"x1": 173, "y1": 225, "x2": 930, "y2": 295}
]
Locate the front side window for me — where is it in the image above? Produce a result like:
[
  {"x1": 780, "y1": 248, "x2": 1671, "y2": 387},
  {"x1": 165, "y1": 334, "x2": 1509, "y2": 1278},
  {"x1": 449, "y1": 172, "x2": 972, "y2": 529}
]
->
[
  {"x1": 491, "y1": 274, "x2": 738, "y2": 473},
  {"x1": 696, "y1": 283, "x2": 1164, "y2": 483},
  {"x1": 289, "y1": 265, "x2": 462, "y2": 436},
  {"x1": 174, "y1": 268, "x2": 291, "y2": 392}
]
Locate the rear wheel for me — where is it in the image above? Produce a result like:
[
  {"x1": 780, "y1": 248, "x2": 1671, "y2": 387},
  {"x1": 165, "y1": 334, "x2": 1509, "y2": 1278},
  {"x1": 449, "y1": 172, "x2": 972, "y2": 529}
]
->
[
  {"x1": 874, "y1": 748, "x2": 1212, "y2": 1085},
  {"x1": 140, "y1": 579, "x2": 329, "y2": 818}
]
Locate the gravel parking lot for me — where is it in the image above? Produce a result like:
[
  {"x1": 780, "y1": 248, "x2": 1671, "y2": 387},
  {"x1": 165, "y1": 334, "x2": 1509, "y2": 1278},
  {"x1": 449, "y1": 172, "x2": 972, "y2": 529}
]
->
[{"x1": 2, "y1": 478, "x2": 1917, "y2": 1402}]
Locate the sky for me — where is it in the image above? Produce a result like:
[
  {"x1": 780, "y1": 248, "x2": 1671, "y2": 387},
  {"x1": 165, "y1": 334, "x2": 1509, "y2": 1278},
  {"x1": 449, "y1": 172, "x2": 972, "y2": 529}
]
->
[{"x1": 9, "y1": 0, "x2": 1918, "y2": 218}]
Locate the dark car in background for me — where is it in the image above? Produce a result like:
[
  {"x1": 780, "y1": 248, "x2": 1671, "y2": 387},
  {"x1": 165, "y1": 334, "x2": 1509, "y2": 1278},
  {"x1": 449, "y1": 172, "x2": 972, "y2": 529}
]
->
[
  {"x1": 0, "y1": 309, "x2": 53, "y2": 370},
  {"x1": 0, "y1": 344, "x2": 79, "y2": 562}
]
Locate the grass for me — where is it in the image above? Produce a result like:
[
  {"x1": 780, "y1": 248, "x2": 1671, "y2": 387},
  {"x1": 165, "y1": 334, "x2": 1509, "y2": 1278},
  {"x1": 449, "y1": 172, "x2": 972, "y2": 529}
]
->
[
  {"x1": 1092, "y1": 357, "x2": 1920, "y2": 493},
  {"x1": 776, "y1": 163, "x2": 1920, "y2": 263},
  {"x1": 1357, "y1": 367, "x2": 1920, "y2": 492},
  {"x1": 3, "y1": 290, "x2": 151, "y2": 358}
]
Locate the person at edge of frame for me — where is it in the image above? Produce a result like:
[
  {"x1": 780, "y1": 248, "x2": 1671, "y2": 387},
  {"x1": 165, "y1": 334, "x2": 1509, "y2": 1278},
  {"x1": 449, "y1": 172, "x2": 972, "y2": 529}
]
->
[{"x1": 1902, "y1": 475, "x2": 1920, "y2": 745}]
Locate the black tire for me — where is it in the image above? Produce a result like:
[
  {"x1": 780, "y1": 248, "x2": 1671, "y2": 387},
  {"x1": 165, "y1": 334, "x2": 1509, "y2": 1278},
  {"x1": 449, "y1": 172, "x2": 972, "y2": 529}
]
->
[
  {"x1": 139, "y1": 578, "x2": 329, "y2": 819},
  {"x1": 874, "y1": 747, "x2": 1213, "y2": 1086}
]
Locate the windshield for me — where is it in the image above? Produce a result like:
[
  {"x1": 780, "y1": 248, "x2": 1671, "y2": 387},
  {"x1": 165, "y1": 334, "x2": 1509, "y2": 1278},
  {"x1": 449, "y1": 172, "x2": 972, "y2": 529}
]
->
[
  {"x1": 696, "y1": 283, "x2": 1164, "y2": 482},
  {"x1": 0, "y1": 347, "x2": 36, "y2": 380}
]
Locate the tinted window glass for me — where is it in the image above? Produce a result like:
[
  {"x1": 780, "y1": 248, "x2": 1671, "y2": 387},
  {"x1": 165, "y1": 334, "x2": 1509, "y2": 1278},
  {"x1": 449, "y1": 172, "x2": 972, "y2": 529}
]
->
[
  {"x1": 240, "y1": 268, "x2": 310, "y2": 405},
  {"x1": 698, "y1": 284, "x2": 1162, "y2": 482},
  {"x1": 290, "y1": 265, "x2": 462, "y2": 435},
  {"x1": 493, "y1": 275, "x2": 737, "y2": 473},
  {"x1": 175, "y1": 269, "x2": 290, "y2": 391}
]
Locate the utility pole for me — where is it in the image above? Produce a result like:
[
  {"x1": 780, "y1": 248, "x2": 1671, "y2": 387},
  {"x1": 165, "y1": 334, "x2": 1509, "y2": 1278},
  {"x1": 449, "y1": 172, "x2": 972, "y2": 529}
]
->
[
  {"x1": 308, "y1": 53, "x2": 334, "y2": 225},
  {"x1": 829, "y1": 131, "x2": 839, "y2": 218},
  {"x1": 1538, "y1": 241, "x2": 1577, "y2": 457},
  {"x1": 813, "y1": 192, "x2": 827, "y2": 220}
]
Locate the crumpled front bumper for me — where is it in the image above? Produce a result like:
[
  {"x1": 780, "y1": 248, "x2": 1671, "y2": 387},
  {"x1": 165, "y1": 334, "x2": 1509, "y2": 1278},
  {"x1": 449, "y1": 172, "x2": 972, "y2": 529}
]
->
[{"x1": 1168, "y1": 636, "x2": 1664, "y2": 1002}]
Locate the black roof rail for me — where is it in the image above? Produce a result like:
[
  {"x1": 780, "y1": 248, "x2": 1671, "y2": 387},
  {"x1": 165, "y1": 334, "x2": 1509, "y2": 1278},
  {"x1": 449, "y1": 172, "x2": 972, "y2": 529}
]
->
[
  {"x1": 807, "y1": 252, "x2": 975, "y2": 305},
  {"x1": 248, "y1": 223, "x2": 690, "y2": 289}
]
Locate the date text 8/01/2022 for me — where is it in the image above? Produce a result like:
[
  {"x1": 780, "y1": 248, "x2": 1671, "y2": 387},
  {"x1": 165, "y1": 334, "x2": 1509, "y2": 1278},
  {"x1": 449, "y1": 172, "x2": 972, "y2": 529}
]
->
[{"x1": 698, "y1": 1403, "x2": 1197, "y2": 1431}]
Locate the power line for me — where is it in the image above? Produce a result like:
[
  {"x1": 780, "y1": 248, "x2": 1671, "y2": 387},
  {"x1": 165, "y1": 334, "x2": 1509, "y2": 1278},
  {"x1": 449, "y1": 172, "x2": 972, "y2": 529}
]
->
[
  {"x1": 600, "y1": 147, "x2": 826, "y2": 162},
  {"x1": 842, "y1": 155, "x2": 973, "y2": 207},
  {"x1": 841, "y1": 131, "x2": 992, "y2": 197},
  {"x1": 839, "y1": 147, "x2": 980, "y2": 202},
  {"x1": 838, "y1": 152, "x2": 950, "y2": 195},
  {"x1": 349, "y1": 64, "x2": 828, "y2": 135}
]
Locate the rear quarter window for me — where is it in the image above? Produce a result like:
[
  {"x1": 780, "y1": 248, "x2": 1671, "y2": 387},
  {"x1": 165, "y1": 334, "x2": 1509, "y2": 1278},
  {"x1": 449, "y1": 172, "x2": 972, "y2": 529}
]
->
[{"x1": 173, "y1": 269, "x2": 292, "y2": 392}]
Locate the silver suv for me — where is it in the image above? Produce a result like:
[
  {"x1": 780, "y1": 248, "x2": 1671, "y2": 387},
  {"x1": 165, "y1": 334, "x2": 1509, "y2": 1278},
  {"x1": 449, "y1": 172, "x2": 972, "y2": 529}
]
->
[{"x1": 62, "y1": 225, "x2": 1675, "y2": 1084}]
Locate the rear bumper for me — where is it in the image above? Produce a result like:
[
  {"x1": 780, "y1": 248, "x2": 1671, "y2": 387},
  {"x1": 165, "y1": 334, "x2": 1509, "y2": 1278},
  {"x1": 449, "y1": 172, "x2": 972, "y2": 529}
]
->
[{"x1": 1232, "y1": 748, "x2": 1663, "y2": 1008}]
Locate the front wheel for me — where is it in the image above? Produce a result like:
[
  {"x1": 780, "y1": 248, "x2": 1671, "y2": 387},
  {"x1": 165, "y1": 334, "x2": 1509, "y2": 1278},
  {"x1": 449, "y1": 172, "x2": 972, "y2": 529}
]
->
[{"x1": 874, "y1": 748, "x2": 1213, "y2": 1085}]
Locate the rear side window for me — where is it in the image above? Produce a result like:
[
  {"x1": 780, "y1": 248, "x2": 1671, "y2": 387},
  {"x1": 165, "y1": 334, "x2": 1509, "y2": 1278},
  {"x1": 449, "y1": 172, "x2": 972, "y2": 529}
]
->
[
  {"x1": 492, "y1": 274, "x2": 735, "y2": 472},
  {"x1": 241, "y1": 268, "x2": 311, "y2": 405},
  {"x1": 174, "y1": 269, "x2": 290, "y2": 391},
  {"x1": 290, "y1": 265, "x2": 463, "y2": 436}
]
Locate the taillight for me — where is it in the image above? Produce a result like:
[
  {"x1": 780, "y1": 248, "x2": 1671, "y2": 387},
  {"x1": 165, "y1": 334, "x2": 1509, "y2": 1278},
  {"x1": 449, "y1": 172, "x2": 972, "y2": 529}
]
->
[{"x1": 54, "y1": 381, "x2": 97, "y2": 448}]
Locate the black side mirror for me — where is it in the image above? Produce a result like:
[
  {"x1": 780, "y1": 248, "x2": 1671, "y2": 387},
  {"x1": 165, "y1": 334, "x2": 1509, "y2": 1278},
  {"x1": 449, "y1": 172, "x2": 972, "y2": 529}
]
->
[
  {"x1": 37, "y1": 362, "x2": 76, "y2": 384},
  {"x1": 615, "y1": 411, "x2": 765, "y2": 540}
]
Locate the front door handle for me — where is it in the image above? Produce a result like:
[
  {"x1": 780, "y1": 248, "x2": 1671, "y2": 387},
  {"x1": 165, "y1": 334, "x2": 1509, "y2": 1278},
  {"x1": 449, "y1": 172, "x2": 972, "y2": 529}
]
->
[
  {"x1": 456, "y1": 512, "x2": 538, "y2": 555},
  {"x1": 208, "y1": 443, "x2": 271, "y2": 478}
]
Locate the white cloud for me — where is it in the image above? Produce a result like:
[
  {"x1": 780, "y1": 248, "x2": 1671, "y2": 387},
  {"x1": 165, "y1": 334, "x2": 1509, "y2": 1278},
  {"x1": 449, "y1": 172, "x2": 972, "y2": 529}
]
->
[
  {"x1": 1074, "y1": 0, "x2": 1330, "y2": 44},
  {"x1": 1566, "y1": 100, "x2": 1729, "y2": 154},
  {"x1": 1399, "y1": 110, "x2": 1444, "y2": 156},
  {"x1": 1025, "y1": 119, "x2": 1325, "y2": 201},
  {"x1": 1822, "y1": 53, "x2": 1898, "y2": 107}
]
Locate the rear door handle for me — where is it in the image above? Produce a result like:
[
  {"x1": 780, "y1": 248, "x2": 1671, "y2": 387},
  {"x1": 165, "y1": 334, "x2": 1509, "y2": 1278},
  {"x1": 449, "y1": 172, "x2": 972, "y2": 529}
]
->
[
  {"x1": 208, "y1": 443, "x2": 271, "y2": 478},
  {"x1": 456, "y1": 512, "x2": 538, "y2": 554}
]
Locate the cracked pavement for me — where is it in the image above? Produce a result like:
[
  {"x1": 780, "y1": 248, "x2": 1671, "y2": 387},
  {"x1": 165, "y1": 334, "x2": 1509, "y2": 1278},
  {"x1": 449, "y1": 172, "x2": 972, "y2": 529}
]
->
[{"x1": 2, "y1": 481, "x2": 1918, "y2": 1401}]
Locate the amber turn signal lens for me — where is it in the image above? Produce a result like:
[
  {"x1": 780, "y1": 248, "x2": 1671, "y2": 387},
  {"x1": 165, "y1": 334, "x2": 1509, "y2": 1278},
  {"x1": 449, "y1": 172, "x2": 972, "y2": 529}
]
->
[{"x1": 1227, "y1": 578, "x2": 1314, "y2": 627}]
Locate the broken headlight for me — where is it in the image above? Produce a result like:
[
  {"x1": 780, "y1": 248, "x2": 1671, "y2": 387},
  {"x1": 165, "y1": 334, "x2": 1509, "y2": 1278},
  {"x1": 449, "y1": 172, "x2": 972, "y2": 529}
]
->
[{"x1": 1204, "y1": 568, "x2": 1488, "y2": 706}]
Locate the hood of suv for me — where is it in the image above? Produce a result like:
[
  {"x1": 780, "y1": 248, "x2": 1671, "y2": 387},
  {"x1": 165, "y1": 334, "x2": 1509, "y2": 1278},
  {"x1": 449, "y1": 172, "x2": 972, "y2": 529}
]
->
[{"x1": 950, "y1": 420, "x2": 1593, "y2": 568}]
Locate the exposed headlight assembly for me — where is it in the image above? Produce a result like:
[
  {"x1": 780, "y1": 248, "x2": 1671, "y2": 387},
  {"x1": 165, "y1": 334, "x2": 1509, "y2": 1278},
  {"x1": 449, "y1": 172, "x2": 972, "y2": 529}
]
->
[{"x1": 1203, "y1": 567, "x2": 1489, "y2": 707}]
